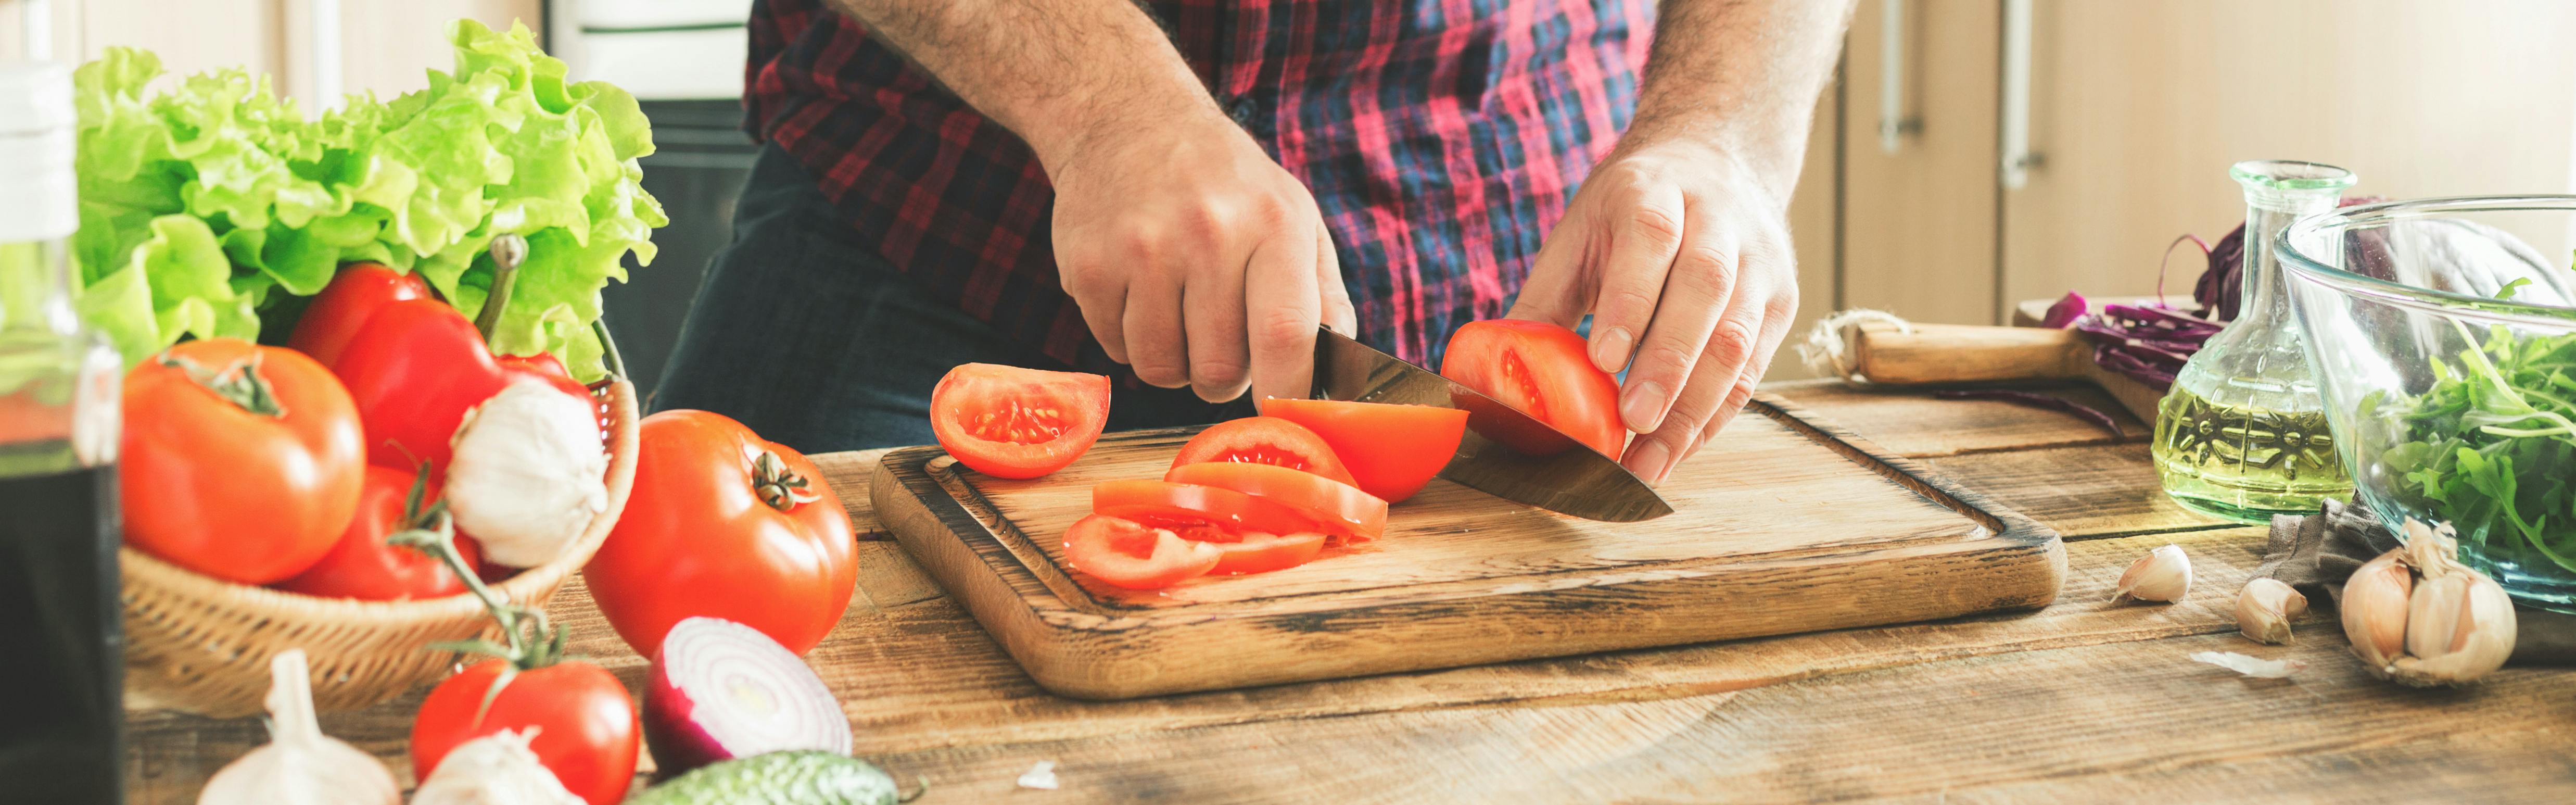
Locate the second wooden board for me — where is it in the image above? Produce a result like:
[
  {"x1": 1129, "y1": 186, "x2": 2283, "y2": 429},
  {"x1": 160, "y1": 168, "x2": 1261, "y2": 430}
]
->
[{"x1": 868, "y1": 394, "x2": 2066, "y2": 699}]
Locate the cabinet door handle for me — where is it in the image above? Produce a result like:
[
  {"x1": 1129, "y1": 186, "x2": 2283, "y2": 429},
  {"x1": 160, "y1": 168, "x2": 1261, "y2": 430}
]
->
[
  {"x1": 1998, "y1": 0, "x2": 2038, "y2": 188},
  {"x1": 20, "y1": 0, "x2": 52, "y2": 61},
  {"x1": 1877, "y1": 0, "x2": 1919, "y2": 153}
]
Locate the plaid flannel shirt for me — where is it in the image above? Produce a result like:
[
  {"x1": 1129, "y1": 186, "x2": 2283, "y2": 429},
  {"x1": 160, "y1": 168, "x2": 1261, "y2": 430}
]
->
[{"x1": 745, "y1": 0, "x2": 1650, "y2": 371}]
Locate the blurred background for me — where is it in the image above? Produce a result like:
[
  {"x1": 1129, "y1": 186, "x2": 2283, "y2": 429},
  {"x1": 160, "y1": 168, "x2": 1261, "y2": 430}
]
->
[{"x1": 7, "y1": 0, "x2": 2575, "y2": 384}]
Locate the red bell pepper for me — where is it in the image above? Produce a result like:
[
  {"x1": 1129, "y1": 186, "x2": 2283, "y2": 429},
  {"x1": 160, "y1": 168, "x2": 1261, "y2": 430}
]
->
[
  {"x1": 332, "y1": 299, "x2": 585, "y2": 475},
  {"x1": 288, "y1": 263, "x2": 432, "y2": 369}
]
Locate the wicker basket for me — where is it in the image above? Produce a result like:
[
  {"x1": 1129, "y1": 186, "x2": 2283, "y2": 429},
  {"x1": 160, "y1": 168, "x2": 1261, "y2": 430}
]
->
[{"x1": 120, "y1": 375, "x2": 642, "y2": 718}]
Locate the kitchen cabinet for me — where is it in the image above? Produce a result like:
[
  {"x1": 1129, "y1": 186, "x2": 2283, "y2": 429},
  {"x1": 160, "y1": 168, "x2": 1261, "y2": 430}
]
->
[
  {"x1": 1, "y1": 0, "x2": 539, "y2": 103},
  {"x1": 1825, "y1": 0, "x2": 2576, "y2": 330}
]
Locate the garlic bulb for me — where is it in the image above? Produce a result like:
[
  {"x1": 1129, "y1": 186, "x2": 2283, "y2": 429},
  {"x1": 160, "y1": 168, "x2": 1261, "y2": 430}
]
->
[
  {"x1": 2235, "y1": 577, "x2": 2307, "y2": 645},
  {"x1": 2111, "y1": 544, "x2": 2192, "y2": 604},
  {"x1": 197, "y1": 650, "x2": 398, "y2": 805},
  {"x1": 2340, "y1": 520, "x2": 2518, "y2": 686},
  {"x1": 411, "y1": 728, "x2": 585, "y2": 805},
  {"x1": 447, "y1": 377, "x2": 610, "y2": 567}
]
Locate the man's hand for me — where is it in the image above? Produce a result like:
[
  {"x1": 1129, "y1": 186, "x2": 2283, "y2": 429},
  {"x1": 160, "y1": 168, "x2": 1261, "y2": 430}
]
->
[
  {"x1": 1511, "y1": 140, "x2": 1796, "y2": 484},
  {"x1": 1049, "y1": 111, "x2": 1356, "y2": 404},
  {"x1": 824, "y1": 0, "x2": 1353, "y2": 403},
  {"x1": 1509, "y1": 0, "x2": 1851, "y2": 484}
]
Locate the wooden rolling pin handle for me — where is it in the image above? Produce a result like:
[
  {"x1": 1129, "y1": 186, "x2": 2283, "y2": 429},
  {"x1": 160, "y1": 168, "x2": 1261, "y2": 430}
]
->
[{"x1": 1850, "y1": 321, "x2": 2090, "y2": 385}]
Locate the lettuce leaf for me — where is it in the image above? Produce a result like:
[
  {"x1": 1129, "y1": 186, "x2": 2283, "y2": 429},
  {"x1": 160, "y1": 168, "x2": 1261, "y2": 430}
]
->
[{"x1": 68, "y1": 20, "x2": 661, "y2": 380}]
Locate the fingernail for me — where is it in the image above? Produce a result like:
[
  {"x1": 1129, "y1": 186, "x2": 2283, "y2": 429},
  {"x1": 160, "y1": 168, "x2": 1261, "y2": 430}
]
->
[
  {"x1": 1620, "y1": 381, "x2": 1666, "y2": 433},
  {"x1": 1590, "y1": 326, "x2": 1634, "y2": 373},
  {"x1": 1625, "y1": 438, "x2": 1672, "y2": 485}
]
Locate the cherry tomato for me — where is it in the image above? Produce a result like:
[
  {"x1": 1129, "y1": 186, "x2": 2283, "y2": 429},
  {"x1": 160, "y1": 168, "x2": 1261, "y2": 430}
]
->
[
  {"x1": 1092, "y1": 480, "x2": 1321, "y2": 536},
  {"x1": 929, "y1": 363, "x2": 1111, "y2": 479},
  {"x1": 1439, "y1": 320, "x2": 1625, "y2": 458},
  {"x1": 286, "y1": 262, "x2": 430, "y2": 369},
  {"x1": 1061, "y1": 514, "x2": 1222, "y2": 589},
  {"x1": 122, "y1": 339, "x2": 364, "y2": 584},
  {"x1": 1170, "y1": 416, "x2": 1359, "y2": 486},
  {"x1": 1184, "y1": 528, "x2": 1328, "y2": 575},
  {"x1": 334, "y1": 299, "x2": 589, "y2": 475},
  {"x1": 588, "y1": 410, "x2": 858, "y2": 658},
  {"x1": 273, "y1": 465, "x2": 485, "y2": 601},
  {"x1": 411, "y1": 659, "x2": 639, "y2": 805},
  {"x1": 1257, "y1": 398, "x2": 1468, "y2": 502},
  {"x1": 1163, "y1": 461, "x2": 1388, "y2": 542}
]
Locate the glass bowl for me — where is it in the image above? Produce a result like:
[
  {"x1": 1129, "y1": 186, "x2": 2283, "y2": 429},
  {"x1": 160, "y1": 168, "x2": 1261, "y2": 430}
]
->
[{"x1": 2280, "y1": 196, "x2": 2576, "y2": 611}]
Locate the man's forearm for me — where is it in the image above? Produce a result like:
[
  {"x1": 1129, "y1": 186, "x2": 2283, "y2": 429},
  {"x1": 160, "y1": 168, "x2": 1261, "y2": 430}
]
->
[
  {"x1": 826, "y1": 0, "x2": 1221, "y2": 171},
  {"x1": 1626, "y1": 0, "x2": 1855, "y2": 202}
]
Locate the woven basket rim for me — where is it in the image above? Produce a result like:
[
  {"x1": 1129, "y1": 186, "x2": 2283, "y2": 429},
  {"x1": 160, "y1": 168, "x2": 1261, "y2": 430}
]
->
[{"x1": 119, "y1": 379, "x2": 641, "y2": 626}]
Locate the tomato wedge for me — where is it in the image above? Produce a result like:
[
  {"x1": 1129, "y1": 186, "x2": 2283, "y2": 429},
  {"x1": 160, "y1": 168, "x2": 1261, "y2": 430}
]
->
[
  {"x1": 1061, "y1": 514, "x2": 1222, "y2": 589},
  {"x1": 1439, "y1": 320, "x2": 1625, "y2": 458},
  {"x1": 1257, "y1": 398, "x2": 1467, "y2": 502},
  {"x1": 1092, "y1": 480, "x2": 1320, "y2": 535},
  {"x1": 1163, "y1": 461, "x2": 1388, "y2": 542},
  {"x1": 1170, "y1": 416, "x2": 1357, "y2": 486},
  {"x1": 930, "y1": 363, "x2": 1111, "y2": 479},
  {"x1": 1183, "y1": 529, "x2": 1328, "y2": 575}
]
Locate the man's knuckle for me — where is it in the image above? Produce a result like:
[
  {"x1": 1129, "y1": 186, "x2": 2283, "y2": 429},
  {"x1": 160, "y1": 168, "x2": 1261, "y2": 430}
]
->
[
  {"x1": 1194, "y1": 356, "x2": 1250, "y2": 389},
  {"x1": 1708, "y1": 320, "x2": 1758, "y2": 363},
  {"x1": 1678, "y1": 243, "x2": 1735, "y2": 287},
  {"x1": 1626, "y1": 205, "x2": 1684, "y2": 247},
  {"x1": 1638, "y1": 340, "x2": 1698, "y2": 379}
]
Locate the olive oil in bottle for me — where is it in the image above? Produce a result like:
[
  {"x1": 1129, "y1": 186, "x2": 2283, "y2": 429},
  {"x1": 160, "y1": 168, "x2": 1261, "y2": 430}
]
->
[{"x1": 2152, "y1": 386, "x2": 2349, "y2": 520}]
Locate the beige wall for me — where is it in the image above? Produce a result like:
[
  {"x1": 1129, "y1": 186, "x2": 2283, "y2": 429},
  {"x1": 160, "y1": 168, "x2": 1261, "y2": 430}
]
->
[{"x1": 2, "y1": 0, "x2": 541, "y2": 104}]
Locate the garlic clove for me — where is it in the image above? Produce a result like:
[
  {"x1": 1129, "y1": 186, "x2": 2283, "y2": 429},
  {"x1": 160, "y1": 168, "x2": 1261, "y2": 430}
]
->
[
  {"x1": 2341, "y1": 547, "x2": 2413, "y2": 673},
  {"x1": 2234, "y1": 577, "x2": 2307, "y2": 645},
  {"x1": 197, "y1": 650, "x2": 399, "y2": 805},
  {"x1": 2388, "y1": 564, "x2": 2518, "y2": 687},
  {"x1": 410, "y1": 728, "x2": 585, "y2": 805},
  {"x1": 2111, "y1": 544, "x2": 2192, "y2": 605}
]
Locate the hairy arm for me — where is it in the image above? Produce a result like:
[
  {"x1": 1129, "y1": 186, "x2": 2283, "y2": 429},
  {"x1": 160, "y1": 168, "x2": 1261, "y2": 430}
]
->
[
  {"x1": 1512, "y1": 0, "x2": 1854, "y2": 483},
  {"x1": 823, "y1": 0, "x2": 1356, "y2": 402}
]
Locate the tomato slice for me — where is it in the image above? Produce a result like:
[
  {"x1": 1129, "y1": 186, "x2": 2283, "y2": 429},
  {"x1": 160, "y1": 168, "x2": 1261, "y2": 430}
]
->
[
  {"x1": 1163, "y1": 461, "x2": 1388, "y2": 542},
  {"x1": 1256, "y1": 398, "x2": 1467, "y2": 502},
  {"x1": 930, "y1": 363, "x2": 1112, "y2": 479},
  {"x1": 1439, "y1": 320, "x2": 1626, "y2": 458},
  {"x1": 1185, "y1": 529, "x2": 1328, "y2": 575},
  {"x1": 1092, "y1": 480, "x2": 1321, "y2": 535},
  {"x1": 1061, "y1": 514, "x2": 1223, "y2": 589},
  {"x1": 1170, "y1": 416, "x2": 1359, "y2": 486}
]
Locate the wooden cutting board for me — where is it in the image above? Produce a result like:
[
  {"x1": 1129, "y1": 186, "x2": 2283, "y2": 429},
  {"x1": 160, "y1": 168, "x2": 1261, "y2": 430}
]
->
[{"x1": 868, "y1": 394, "x2": 2065, "y2": 700}]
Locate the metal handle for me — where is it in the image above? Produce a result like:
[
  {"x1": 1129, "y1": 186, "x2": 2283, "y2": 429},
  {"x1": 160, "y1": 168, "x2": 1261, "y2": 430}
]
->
[
  {"x1": 1876, "y1": 0, "x2": 1917, "y2": 153},
  {"x1": 1998, "y1": 0, "x2": 2038, "y2": 188},
  {"x1": 20, "y1": 0, "x2": 52, "y2": 61},
  {"x1": 309, "y1": 0, "x2": 345, "y2": 110}
]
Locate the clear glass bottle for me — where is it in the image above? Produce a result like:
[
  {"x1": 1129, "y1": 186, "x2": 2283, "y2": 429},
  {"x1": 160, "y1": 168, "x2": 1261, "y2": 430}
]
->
[
  {"x1": 2151, "y1": 160, "x2": 2356, "y2": 523},
  {"x1": 0, "y1": 62, "x2": 128, "y2": 803}
]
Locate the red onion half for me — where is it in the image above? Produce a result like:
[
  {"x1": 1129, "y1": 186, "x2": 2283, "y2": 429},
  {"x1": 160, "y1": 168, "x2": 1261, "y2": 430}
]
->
[{"x1": 645, "y1": 617, "x2": 852, "y2": 775}]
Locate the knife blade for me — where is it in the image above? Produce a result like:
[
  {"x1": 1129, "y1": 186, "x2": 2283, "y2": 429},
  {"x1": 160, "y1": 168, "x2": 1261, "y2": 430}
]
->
[{"x1": 1309, "y1": 328, "x2": 1673, "y2": 522}]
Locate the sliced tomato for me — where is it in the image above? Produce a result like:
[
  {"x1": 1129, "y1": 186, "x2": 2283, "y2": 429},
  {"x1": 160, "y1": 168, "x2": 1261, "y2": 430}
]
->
[
  {"x1": 1092, "y1": 480, "x2": 1320, "y2": 535},
  {"x1": 930, "y1": 363, "x2": 1111, "y2": 479},
  {"x1": 1257, "y1": 398, "x2": 1467, "y2": 502},
  {"x1": 1170, "y1": 416, "x2": 1358, "y2": 486},
  {"x1": 1439, "y1": 320, "x2": 1625, "y2": 458},
  {"x1": 1163, "y1": 461, "x2": 1388, "y2": 542},
  {"x1": 1185, "y1": 529, "x2": 1328, "y2": 575},
  {"x1": 1061, "y1": 514, "x2": 1222, "y2": 589}
]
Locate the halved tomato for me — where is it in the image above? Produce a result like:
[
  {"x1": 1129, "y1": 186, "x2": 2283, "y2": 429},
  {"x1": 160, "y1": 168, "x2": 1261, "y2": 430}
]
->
[
  {"x1": 1256, "y1": 398, "x2": 1467, "y2": 502},
  {"x1": 1170, "y1": 416, "x2": 1357, "y2": 486},
  {"x1": 930, "y1": 363, "x2": 1111, "y2": 479},
  {"x1": 1093, "y1": 480, "x2": 1320, "y2": 535},
  {"x1": 1163, "y1": 461, "x2": 1388, "y2": 542},
  {"x1": 1061, "y1": 514, "x2": 1222, "y2": 589},
  {"x1": 1439, "y1": 320, "x2": 1625, "y2": 458},
  {"x1": 1187, "y1": 529, "x2": 1328, "y2": 575}
]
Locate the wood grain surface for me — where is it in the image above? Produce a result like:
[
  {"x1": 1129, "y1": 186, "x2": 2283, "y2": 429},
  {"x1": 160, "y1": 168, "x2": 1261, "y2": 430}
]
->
[
  {"x1": 870, "y1": 395, "x2": 2065, "y2": 699},
  {"x1": 121, "y1": 382, "x2": 2576, "y2": 803}
]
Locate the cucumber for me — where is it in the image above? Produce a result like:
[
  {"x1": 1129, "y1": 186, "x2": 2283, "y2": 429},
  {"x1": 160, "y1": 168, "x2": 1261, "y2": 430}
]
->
[{"x1": 627, "y1": 752, "x2": 903, "y2": 805}]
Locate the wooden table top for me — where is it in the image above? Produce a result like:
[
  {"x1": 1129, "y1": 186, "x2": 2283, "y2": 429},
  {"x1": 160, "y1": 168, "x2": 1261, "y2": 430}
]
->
[{"x1": 124, "y1": 380, "x2": 2576, "y2": 803}]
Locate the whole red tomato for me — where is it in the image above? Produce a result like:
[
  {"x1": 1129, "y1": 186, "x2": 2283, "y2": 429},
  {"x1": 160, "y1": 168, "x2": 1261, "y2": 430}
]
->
[
  {"x1": 411, "y1": 659, "x2": 639, "y2": 805},
  {"x1": 272, "y1": 465, "x2": 484, "y2": 601},
  {"x1": 122, "y1": 339, "x2": 364, "y2": 584},
  {"x1": 287, "y1": 262, "x2": 430, "y2": 369},
  {"x1": 587, "y1": 410, "x2": 857, "y2": 658}
]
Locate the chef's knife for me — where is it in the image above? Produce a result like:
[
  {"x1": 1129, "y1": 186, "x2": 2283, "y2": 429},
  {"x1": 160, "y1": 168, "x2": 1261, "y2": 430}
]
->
[{"x1": 1309, "y1": 328, "x2": 1673, "y2": 522}]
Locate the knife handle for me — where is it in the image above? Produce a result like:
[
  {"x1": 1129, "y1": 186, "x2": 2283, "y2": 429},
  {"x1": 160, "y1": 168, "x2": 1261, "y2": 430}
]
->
[{"x1": 1849, "y1": 321, "x2": 2088, "y2": 384}]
